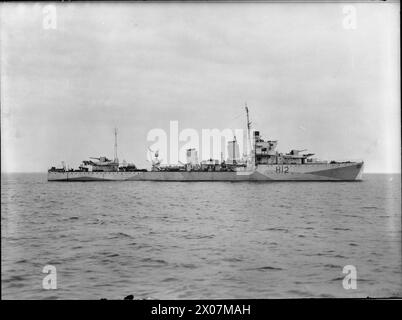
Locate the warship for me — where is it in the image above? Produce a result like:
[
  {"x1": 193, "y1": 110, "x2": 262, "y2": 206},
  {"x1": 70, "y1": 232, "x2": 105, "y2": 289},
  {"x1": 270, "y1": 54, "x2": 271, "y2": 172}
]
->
[{"x1": 48, "y1": 107, "x2": 364, "y2": 181}]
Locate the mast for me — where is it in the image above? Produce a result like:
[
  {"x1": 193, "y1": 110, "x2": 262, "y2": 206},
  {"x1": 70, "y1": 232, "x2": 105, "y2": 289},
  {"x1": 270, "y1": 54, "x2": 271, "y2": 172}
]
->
[
  {"x1": 233, "y1": 136, "x2": 237, "y2": 164},
  {"x1": 114, "y1": 128, "x2": 118, "y2": 163},
  {"x1": 245, "y1": 103, "x2": 253, "y2": 163}
]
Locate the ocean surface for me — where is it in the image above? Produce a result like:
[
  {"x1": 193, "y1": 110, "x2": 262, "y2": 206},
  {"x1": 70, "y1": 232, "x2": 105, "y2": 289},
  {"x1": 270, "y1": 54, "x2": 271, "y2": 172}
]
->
[{"x1": 1, "y1": 173, "x2": 401, "y2": 299}]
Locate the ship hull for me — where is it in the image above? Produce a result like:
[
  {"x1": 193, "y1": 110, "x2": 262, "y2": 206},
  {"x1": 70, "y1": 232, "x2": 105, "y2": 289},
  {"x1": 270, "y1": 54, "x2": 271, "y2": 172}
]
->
[{"x1": 48, "y1": 162, "x2": 364, "y2": 182}]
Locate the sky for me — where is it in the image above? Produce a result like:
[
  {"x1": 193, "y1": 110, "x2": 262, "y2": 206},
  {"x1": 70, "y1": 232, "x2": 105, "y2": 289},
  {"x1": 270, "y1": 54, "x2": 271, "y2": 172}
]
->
[{"x1": 1, "y1": 2, "x2": 400, "y2": 173}]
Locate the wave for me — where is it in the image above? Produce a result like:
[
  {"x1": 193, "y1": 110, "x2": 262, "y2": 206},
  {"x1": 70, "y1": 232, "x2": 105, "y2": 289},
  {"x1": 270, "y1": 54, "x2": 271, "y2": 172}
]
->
[{"x1": 246, "y1": 266, "x2": 283, "y2": 271}]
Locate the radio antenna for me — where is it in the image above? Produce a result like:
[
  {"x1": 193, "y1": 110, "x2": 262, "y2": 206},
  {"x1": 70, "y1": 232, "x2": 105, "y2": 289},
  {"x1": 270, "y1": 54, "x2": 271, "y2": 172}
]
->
[
  {"x1": 245, "y1": 103, "x2": 252, "y2": 155},
  {"x1": 114, "y1": 128, "x2": 118, "y2": 163}
]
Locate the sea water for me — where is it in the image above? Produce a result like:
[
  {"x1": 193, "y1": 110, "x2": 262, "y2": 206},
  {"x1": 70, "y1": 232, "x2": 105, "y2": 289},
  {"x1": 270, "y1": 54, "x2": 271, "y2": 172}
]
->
[{"x1": 1, "y1": 173, "x2": 401, "y2": 299}]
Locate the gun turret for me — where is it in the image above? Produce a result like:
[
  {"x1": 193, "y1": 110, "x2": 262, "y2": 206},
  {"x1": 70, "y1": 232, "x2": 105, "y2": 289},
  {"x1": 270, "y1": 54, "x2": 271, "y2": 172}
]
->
[{"x1": 90, "y1": 156, "x2": 111, "y2": 162}]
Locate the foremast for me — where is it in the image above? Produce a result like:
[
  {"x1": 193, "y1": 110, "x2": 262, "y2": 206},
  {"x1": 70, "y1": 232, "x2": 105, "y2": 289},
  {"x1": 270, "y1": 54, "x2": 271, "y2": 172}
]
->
[{"x1": 244, "y1": 104, "x2": 256, "y2": 170}]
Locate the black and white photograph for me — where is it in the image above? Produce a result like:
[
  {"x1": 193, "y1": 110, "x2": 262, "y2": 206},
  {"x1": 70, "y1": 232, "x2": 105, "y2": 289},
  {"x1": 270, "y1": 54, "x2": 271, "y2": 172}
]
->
[{"x1": 1, "y1": 0, "x2": 400, "y2": 308}]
